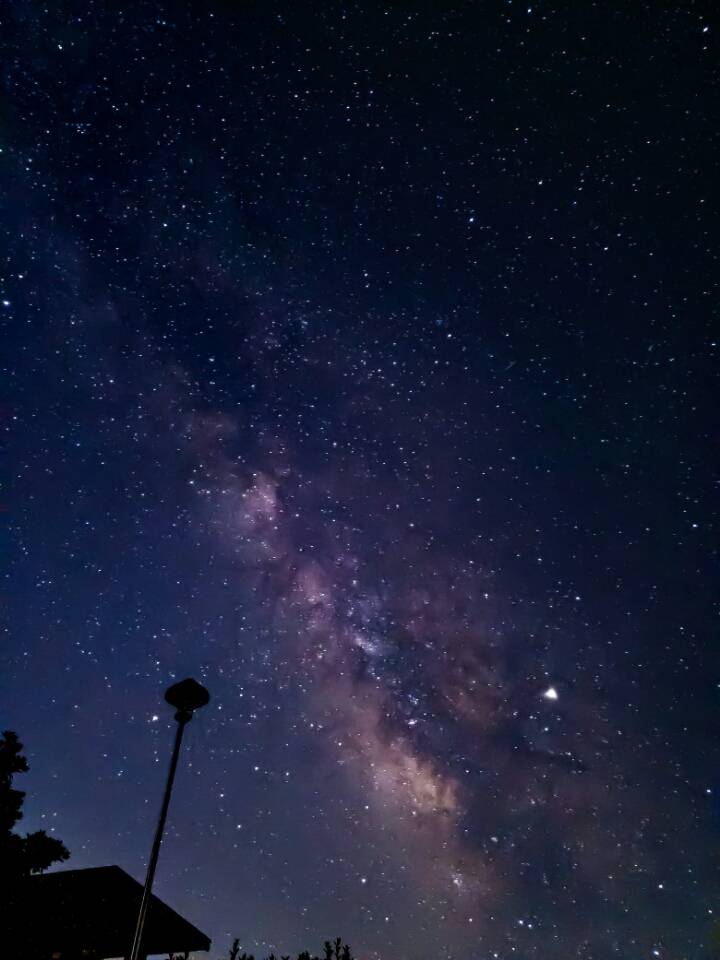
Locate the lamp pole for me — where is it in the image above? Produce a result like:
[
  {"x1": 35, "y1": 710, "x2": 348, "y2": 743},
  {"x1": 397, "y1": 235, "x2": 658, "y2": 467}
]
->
[{"x1": 129, "y1": 678, "x2": 210, "y2": 960}]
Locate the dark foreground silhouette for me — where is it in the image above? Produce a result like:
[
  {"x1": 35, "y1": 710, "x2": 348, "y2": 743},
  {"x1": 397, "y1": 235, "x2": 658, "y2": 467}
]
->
[
  {"x1": 226, "y1": 936, "x2": 354, "y2": 960},
  {"x1": 0, "y1": 729, "x2": 355, "y2": 960},
  {"x1": 5, "y1": 865, "x2": 210, "y2": 957},
  {"x1": 0, "y1": 730, "x2": 209, "y2": 958},
  {"x1": 0, "y1": 729, "x2": 69, "y2": 881}
]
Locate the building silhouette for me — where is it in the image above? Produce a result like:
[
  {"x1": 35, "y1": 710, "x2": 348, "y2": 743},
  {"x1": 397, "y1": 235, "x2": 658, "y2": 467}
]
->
[{"x1": 4, "y1": 865, "x2": 210, "y2": 959}]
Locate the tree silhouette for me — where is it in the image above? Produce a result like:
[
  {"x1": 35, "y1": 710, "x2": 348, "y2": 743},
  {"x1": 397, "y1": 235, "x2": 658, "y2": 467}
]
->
[
  {"x1": 228, "y1": 937, "x2": 354, "y2": 960},
  {"x1": 0, "y1": 729, "x2": 69, "y2": 880}
]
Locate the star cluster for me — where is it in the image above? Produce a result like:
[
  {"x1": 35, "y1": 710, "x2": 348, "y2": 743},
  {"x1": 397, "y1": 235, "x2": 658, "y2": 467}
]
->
[{"x1": 2, "y1": 3, "x2": 718, "y2": 959}]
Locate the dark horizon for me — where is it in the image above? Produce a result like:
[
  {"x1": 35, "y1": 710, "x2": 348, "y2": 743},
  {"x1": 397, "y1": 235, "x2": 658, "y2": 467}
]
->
[{"x1": 2, "y1": 3, "x2": 717, "y2": 958}]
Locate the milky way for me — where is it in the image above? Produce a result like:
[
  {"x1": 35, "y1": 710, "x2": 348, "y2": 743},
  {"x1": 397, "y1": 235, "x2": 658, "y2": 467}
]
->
[{"x1": 2, "y1": 4, "x2": 718, "y2": 959}]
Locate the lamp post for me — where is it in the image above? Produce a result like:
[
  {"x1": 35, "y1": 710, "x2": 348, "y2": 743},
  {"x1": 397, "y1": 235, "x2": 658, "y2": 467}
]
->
[{"x1": 129, "y1": 678, "x2": 210, "y2": 960}]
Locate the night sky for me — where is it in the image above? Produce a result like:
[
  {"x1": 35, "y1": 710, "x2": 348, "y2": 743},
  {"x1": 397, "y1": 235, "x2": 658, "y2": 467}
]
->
[{"x1": 2, "y1": 3, "x2": 718, "y2": 958}]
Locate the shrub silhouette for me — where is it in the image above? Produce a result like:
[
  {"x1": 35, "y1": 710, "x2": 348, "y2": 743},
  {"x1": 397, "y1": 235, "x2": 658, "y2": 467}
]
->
[
  {"x1": 227, "y1": 937, "x2": 354, "y2": 960},
  {"x1": 0, "y1": 729, "x2": 70, "y2": 881}
]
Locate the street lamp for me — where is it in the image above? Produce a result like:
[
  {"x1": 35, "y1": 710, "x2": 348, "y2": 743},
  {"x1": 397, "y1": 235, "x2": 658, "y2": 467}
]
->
[{"x1": 129, "y1": 678, "x2": 210, "y2": 960}]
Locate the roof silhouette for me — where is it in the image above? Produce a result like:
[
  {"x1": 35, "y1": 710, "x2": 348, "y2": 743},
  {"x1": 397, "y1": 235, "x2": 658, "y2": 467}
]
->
[{"x1": 3, "y1": 864, "x2": 210, "y2": 957}]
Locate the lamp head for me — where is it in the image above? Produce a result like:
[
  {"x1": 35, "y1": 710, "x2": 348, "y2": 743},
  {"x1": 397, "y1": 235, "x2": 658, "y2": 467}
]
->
[{"x1": 165, "y1": 678, "x2": 211, "y2": 717}]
